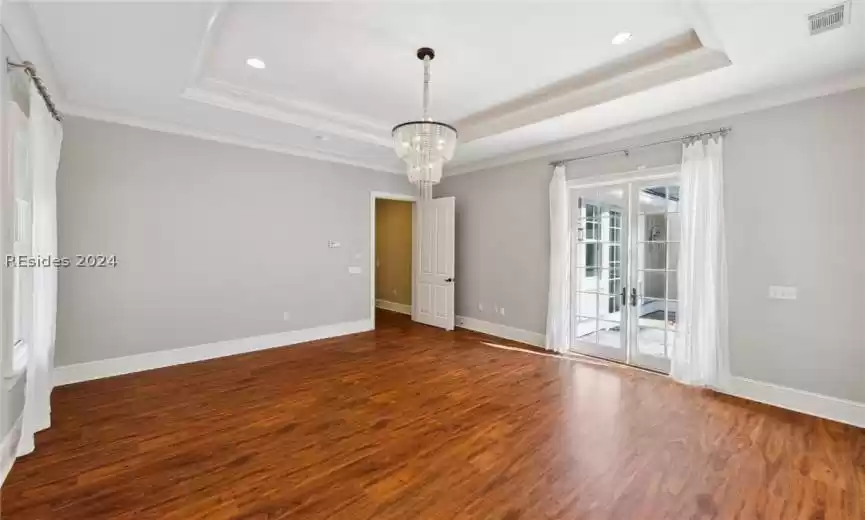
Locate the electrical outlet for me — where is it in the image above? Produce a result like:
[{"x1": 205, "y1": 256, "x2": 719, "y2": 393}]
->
[
  {"x1": 478, "y1": 303, "x2": 484, "y2": 312},
  {"x1": 768, "y1": 286, "x2": 797, "y2": 300},
  {"x1": 499, "y1": 307, "x2": 505, "y2": 316},
  {"x1": 392, "y1": 288, "x2": 397, "y2": 295},
  {"x1": 283, "y1": 311, "x2": 291, "y2": 321},
  {"x1": 348, "y1": 266, "x2": 362, "y2": 274}
]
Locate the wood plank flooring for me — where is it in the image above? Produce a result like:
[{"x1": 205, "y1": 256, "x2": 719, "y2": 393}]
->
[{"x1": 3, "y1": 310, "x2": 863, "y2": 519}]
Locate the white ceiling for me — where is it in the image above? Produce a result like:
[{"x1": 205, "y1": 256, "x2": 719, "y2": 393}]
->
[{"x1": 26, "y1": 0, "x2": 865, "y2": 175}]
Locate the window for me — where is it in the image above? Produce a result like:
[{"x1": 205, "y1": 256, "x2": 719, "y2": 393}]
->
[
  {"x1": 584, "y1": 203, "x2": 599, "y2": 276},
  {"x1": 607, "y1": 210, "x2": 622, "y2": 313}
]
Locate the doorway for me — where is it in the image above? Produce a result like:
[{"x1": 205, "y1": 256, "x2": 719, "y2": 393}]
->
[
  {"x1": 569, "y1": 167, "x2": 680, "y2": 373},
  {"x1": 370, "y1": 192, "x2": 416, "y2": 328}
]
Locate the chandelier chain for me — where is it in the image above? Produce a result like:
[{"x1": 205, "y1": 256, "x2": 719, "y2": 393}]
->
[{"x1": 422, "y1": 57, "x2": 431, "y2": 121}]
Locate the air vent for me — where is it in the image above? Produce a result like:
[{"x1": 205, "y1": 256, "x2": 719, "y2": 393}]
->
[{"x1": 809, "y1": 2, "x2": 851, "y2": 35}]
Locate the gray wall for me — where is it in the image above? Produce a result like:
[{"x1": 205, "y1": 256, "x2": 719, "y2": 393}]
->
[
  {"x1": 56, "y1": 117, "x2": 413, "y2": 366},
  {"x1": 437, "y1": 88, "x2": 865, "y2": 403}
]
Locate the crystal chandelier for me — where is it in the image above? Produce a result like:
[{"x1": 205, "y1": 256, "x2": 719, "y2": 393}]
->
[{"x1": 392, "y1": 47, "x2": 458, "y2": 200}]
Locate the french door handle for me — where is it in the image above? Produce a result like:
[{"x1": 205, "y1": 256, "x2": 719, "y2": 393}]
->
[
  {"x1": 621, "y1": 287, "x2": 627, "y2": 306},
  {"x1": 630, "y1": 288, "x2": 638, "y2": 307}
]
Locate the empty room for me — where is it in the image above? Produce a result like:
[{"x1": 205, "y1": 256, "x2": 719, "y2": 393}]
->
[{"x1": 0, "y1": 1, "x2": 863, "y2": 518}]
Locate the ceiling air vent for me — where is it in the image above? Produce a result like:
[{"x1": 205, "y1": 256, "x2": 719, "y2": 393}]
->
[{"x1": 809, "y1": 1, "x2": 851, "y2": 35}]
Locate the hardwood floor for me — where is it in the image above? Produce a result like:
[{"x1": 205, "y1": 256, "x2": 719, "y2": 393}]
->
[{"x1": 3, "y1": 310, "x2": 863, "y2": 519}]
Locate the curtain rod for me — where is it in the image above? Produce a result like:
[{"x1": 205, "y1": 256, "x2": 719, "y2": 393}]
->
[
  {"x1": 550, "y1": 126, "x2": 730, "y2": 167},
  {"x1": 6, "y1": 59, "x2": 62, "y2": 122}
]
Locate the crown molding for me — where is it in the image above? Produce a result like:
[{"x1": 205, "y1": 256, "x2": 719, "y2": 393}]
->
[
  {"x1": 60, "y1": 102, "x2": 404, "y2": 175},
  {"x1": 446, "y1": 69, "x2": 865, "y2": 176},
  {"x1": 182, "y1": 80, "x2": 392, "y2": 148}
]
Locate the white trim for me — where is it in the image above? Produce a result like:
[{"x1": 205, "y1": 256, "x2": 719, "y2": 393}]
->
[
  {"x1": 370, "y1": 191, "x2": 417, "y2": 329},
  {"x1": 0, "y1": 416, "x2": 23, "y2": 485},
  {"x1": 722, "y1": 376, "x2": 865, "y2": 429},
  {"x1": 376, "y1": 299, "x2": 411, "y2": 316},
  {"x1": 455, "y1": 30, "x2": 730, "y2": 141},
  {"x1": 53, "y1": 319, "x2": 373, "y2": 386},
  {"x1": 182, "y1": 84, "x2": 392, "y2": 148},
  {"x1": 447, "y1": 69, "x2": 865, "y2": 176},
  {"x1": 58, "y1": 103, "x2": 403, "y2": 175},
  {"x1": 456, "y1": 316, "x2": 546, "y2": 349}
]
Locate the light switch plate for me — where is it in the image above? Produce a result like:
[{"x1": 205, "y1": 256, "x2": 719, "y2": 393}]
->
[
  {"x1": 768, "y1": 286, "x2": 797, "y2": 300},
  {"x1": 348, "y1": 266, "x2": 362, "y2": 274}
]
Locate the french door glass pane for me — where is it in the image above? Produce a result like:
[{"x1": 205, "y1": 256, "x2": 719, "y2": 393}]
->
[
  {"x1": 639, "y1": 270, "x2": 667, "y2": 300},
  {"x1": 634, "y1": 181, "x2": 680, "y2": 363},
  {"x1": 639, "y1": 243, "x2": 666, "y2": 269},
  {"x1": 574, "y1": 292, "x2": 598, "y2": 318},
  {"x1": 636, "y1": 297, "x2": 666, "y2": 329},
  {"x1": 668, "y1": 242, "x2": 680, "y2": 271},
  {"x1": 636, "y1": 326, "x2": 666, "y2": 357},
  {"x1": 667, "y1": 272, "x2": 678, "y2": 301},
  {"x1": 576, "y1": 316, "x2": 599, "y2": 342},
  {"x1": 597, "y1": 320, "x2": 623, "y2": 348},
  {"x1": 667, "y1": 213, "x2": 681, "y2": 241}
]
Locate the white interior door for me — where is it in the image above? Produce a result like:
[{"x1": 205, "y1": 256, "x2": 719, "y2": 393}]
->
[{"x1": 413, "y1": 197, "x2": 455, "y2": 330}]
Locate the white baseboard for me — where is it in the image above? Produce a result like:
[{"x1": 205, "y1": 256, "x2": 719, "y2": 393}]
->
[
  {"x1": 376, "y1": 299, "x2": 411, "y2": 316},
  {"x1": 722, "y1": 376, "x2": 865, "y2": 429},
  {"x1": 0, "y1": 416, "x2": 23, "y2": 485},
  {"x1": 456, "y1": 315, "x2": 546, "y2": 348},
  {"x1": 454, "y1": 315, "x2": 864, "y2": 429},
  {"x1": 54, "y1": 319, "x2": 373, "y2": 386}
]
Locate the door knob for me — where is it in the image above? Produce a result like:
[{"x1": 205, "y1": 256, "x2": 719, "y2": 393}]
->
[{"x1": 444, "y1": 277, "x2": 454, "y2": 283}]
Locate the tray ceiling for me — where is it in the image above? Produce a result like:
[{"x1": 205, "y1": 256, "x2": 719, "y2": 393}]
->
[{"x1": 28, "y1": 0, "x2": 865, "y2": 175}]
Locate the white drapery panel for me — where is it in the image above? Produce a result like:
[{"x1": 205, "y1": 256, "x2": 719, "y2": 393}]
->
[
  {"x1": 18, "y1": 84, "x2": 64, "y2": 456},
  {"x1": 671, "y1": 136, "x2": 728, "y2": 388},
  {"x1": 545, "y1": 165, "x2": 570, "y2": 353}
]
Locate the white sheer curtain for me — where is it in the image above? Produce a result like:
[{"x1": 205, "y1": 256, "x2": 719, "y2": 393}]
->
[
  {"x1": 18, "y1": 84, "x2": 64, "y2": 456},
  {"x1": 671, "y1": 136, "x2": 728, "y2": 388},
  {"x1": 545, "y1": 165, "x2": 570, "y2": 353}
]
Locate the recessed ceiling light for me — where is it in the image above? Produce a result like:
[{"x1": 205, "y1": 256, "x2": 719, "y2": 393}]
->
[
  {"x1": 612, "y1": 32, "x2": 632, "y2": 45},
  {"x1": 246, "y1": 57, "x2": 266, "y2": 69}
]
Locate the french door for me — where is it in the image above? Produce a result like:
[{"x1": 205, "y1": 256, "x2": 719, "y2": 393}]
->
[{"x1": 570, "y1": 171, "x2": 680, "y2": 373}]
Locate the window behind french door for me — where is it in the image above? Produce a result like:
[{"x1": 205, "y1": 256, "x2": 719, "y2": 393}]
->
[{"x1": 570, "y1": 171, "x2": 680, "y2": 373}]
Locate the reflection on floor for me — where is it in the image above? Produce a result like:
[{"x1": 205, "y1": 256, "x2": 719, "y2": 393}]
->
[{"x1": 4, "y1": 310, "x2": 862, "y2": 519}]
